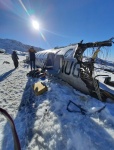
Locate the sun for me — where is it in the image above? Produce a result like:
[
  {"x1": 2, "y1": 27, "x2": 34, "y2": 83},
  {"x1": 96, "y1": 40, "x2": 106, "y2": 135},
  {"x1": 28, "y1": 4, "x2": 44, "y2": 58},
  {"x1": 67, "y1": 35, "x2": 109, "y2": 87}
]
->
[{"x1": 32, "y1": 19, "x2": 40, "y2": 30}]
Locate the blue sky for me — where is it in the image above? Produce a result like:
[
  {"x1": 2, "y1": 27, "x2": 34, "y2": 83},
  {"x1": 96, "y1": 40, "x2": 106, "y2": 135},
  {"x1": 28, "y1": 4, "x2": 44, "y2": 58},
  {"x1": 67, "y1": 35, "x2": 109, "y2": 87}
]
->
[{"x1": 0, "y1": 0, "x2": 114, "y2": 60}]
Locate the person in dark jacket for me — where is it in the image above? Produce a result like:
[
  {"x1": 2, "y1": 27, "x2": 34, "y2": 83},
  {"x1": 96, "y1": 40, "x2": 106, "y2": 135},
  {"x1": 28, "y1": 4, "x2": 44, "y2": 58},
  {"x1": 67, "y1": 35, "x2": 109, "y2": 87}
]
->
[
  {"x1": 28, "y1": 47, "x2": 36, "y2": 71},
  {"x1": 12, "y1": 51, "x2": 19, "y2": 69}
]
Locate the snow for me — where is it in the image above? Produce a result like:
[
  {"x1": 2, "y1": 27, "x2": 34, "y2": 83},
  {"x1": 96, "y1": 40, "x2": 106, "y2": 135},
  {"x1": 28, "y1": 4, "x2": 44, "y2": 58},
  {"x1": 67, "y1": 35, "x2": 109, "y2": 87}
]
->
[
  {"x1": 0, "y1": 38, "x2": 43, "y2": 54},
  {"x1": 0, "y1": 53, "x2": 114, "y2": 150}
]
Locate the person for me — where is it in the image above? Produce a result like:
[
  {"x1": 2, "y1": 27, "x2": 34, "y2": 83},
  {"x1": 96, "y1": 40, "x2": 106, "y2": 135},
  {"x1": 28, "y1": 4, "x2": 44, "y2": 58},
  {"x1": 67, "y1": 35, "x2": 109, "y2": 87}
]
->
[
  {"x1": 11, "y1": 51, "x2": 19, "y2": 69},
  {"x1": 28, "y1": 46, "x2": 36, "y2": 71}
]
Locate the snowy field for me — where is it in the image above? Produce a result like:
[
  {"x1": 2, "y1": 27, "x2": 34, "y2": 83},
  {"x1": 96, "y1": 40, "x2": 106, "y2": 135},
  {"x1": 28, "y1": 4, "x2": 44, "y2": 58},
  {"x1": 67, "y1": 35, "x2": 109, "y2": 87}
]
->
[{"x1": 0, "y1": 53, "x2": 114, "y2": 150}]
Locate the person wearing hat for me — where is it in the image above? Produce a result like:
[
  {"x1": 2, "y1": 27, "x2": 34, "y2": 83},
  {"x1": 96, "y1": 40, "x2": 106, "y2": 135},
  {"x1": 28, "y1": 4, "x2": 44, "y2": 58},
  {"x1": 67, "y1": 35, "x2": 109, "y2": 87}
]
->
[{"x1": 28, "y1": 47, "x2": 36, "y2": 71}]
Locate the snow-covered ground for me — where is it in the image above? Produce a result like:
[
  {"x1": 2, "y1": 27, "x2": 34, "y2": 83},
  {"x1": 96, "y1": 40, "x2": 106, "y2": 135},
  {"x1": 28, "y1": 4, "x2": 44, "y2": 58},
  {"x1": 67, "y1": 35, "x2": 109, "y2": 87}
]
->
[{"x1": 0, "y1": 53, "x2": 114, "y2": 150}]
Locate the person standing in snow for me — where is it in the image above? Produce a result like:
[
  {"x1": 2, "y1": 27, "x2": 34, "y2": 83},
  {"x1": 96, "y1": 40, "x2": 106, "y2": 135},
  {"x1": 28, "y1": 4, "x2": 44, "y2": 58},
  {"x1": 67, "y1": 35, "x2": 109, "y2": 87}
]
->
[
  {"x1": 28, "y1": 46, "x2": 36, "y2": 71},
  {"x1": 11, "y1": 51, "x2": 19, "y2": 69}
]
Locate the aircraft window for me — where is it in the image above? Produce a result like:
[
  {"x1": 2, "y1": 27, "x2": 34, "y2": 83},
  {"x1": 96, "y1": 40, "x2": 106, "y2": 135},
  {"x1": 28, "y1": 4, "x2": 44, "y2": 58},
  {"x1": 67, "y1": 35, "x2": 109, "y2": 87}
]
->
[
  {"x1": 41, "y1": 54, "x2": 44, "y2": 58},
  {"x1": 43, "y1": 52, "x2": 47, "y2": 58},
  {"x1": 64, "y1": 49, "x2": 74, "y2": 58},
  {"x1": 45, "y1": 53, "x2": 48, "y2": 58},
  {"x1": 45, "y1": 53, "x2": 47, "y2": 56},
  {"x1": 38, "y1": 53, "x2": 41, "y2": 57},
  {"x1": 40, "y1": 54, "x2": 42, "y2": 58},
  {"x1": 41, "y1": 53, "x2": 44, "y2": 58}
]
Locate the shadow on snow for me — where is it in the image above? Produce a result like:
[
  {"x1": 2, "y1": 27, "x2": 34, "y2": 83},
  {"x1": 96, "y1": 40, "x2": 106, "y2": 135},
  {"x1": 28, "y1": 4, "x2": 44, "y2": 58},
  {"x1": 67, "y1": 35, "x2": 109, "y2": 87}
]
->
[
  {"x1": 1, "y1": 76, "x2": 114, "y2": 150},
  {"x1": 0, "y1": 69, "x2": 15, "y2": 82}
]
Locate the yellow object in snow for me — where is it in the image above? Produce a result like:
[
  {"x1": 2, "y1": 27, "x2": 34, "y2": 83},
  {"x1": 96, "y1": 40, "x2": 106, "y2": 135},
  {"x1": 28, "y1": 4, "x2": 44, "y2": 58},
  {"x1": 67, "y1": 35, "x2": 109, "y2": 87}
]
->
[
  {"x1": 33, "y1": 82, "x2": 48, "y2": 96},
  {"x1": 92, "y1": 49, "x2": 100, "y2": 60}
]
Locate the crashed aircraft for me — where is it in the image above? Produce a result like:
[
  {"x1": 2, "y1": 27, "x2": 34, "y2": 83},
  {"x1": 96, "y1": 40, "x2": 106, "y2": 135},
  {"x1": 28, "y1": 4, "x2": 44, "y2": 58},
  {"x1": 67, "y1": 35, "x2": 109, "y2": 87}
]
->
[{"x1": 35, "y1": 38, "x2": 114, "y2": 101}]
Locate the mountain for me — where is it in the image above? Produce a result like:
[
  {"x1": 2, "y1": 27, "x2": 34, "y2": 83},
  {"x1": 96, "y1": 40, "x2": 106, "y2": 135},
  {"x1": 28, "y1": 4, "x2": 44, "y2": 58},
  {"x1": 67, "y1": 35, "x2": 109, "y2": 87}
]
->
[{"x1": 0, "y1": 38, "x2": 43, "y2": 54}]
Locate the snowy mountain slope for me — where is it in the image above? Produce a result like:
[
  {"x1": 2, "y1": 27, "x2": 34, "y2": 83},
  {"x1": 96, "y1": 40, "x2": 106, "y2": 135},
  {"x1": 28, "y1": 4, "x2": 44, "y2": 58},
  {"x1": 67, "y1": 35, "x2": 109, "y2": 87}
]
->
[
  {"x1": 0, "y1": 53, "x2": 114, "y2": 150},
  {"x1": 0, "y1": 38, "x2": 43, "y2": 54}
]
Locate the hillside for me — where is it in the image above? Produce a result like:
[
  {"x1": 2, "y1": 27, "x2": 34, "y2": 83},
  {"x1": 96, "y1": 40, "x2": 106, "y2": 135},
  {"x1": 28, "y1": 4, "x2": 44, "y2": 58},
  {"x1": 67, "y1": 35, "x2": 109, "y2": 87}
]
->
[{"x1": 0, "y1": 38, "x2": 43, "y2": 54}]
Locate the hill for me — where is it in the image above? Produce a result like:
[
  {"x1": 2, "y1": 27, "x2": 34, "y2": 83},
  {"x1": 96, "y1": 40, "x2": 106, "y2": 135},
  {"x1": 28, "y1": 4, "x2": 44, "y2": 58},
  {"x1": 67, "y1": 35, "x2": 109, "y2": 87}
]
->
[{"x1": 0, "y1": 38, "x2": 43, "y2": 54}]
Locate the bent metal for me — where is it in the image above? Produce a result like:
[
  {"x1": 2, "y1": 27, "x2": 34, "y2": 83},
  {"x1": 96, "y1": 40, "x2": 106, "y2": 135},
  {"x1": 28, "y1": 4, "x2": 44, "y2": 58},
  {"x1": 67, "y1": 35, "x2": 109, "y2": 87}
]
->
[{"x1": 35, "y1": 38, "x2": 114, "y2": 101}]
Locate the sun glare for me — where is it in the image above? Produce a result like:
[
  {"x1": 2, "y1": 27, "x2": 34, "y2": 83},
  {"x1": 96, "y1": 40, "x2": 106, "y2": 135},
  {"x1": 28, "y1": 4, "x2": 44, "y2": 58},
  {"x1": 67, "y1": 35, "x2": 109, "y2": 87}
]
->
[{"x1": 32, "y1": 20, "x2": 40, "y2": 30}]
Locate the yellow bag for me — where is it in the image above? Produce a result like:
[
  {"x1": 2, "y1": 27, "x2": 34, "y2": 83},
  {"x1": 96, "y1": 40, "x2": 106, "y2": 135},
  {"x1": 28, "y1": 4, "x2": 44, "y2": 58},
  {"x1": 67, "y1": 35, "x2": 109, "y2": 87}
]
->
[{"x1": 33, "y1": 82, "x2": 48, "y2": 96}]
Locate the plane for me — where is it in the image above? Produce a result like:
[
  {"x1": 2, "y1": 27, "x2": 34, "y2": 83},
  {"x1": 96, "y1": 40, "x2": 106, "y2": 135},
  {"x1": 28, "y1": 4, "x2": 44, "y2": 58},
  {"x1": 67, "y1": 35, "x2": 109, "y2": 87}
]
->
[
  {"x1": 1, "y1": 38, "x2": 114, "y2": 150},
  {"x1": 35, "y1": 38, "x2": 114, "y2": 101}
]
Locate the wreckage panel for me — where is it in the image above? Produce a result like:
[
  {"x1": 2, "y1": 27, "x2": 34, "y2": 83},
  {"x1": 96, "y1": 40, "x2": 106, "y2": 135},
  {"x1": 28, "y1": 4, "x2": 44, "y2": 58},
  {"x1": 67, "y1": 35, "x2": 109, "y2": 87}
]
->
[{"x1": 59, "y1": 59, "x2": 90, "y2": 94}]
